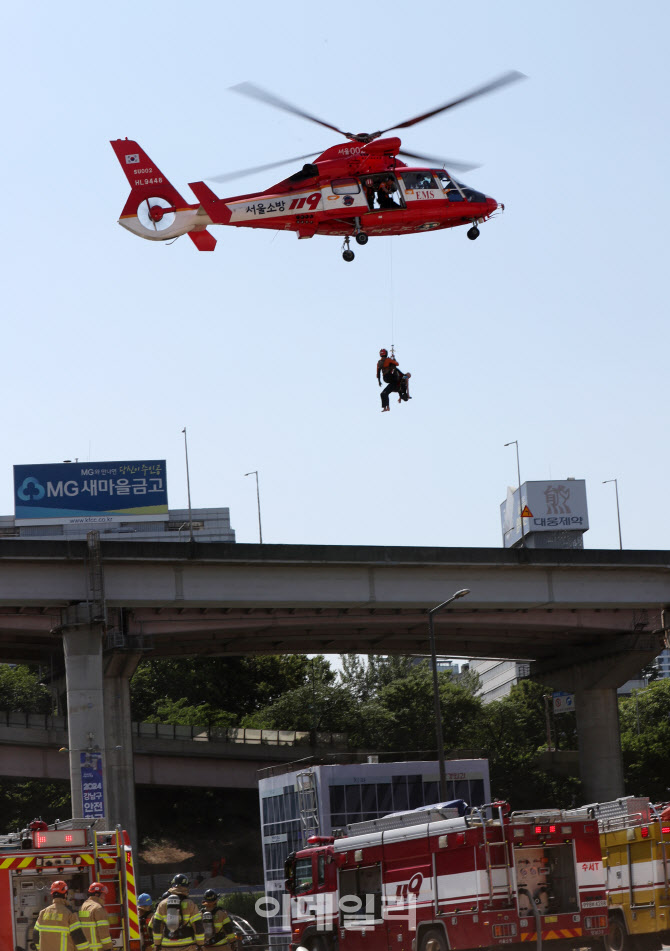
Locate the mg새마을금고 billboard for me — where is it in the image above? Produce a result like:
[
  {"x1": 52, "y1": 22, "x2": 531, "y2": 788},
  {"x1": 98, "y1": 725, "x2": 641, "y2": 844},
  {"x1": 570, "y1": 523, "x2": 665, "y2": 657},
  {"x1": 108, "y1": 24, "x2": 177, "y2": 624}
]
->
[{"x1": 13, "y1": 460, "x2": 169, "y2": 526}]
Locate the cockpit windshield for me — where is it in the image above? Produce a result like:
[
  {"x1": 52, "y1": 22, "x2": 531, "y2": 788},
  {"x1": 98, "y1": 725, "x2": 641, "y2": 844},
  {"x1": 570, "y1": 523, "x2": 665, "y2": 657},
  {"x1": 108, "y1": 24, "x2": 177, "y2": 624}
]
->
[{"x1": 437, "y1": 170, "x2": 486, "y2": 203}]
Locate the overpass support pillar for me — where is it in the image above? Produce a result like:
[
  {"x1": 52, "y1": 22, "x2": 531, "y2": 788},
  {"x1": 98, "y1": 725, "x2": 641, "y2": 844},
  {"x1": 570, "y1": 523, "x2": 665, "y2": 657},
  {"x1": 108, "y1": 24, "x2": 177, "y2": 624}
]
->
[
  {"x1": 61, "y1": 606, "x2": 108, "y2": 827},
  {"x1": 61, "y1": 605, "x2": 142, "y2": 850},
  {"x1": 573, "y1": 686, "x2": 624, "y2": 802},
  {"x1": 534, "y1": 633, "x2": 663, "y2": 802},
  {"x1": 103, "y1": 652, "x2": 143, "y2": 850}
]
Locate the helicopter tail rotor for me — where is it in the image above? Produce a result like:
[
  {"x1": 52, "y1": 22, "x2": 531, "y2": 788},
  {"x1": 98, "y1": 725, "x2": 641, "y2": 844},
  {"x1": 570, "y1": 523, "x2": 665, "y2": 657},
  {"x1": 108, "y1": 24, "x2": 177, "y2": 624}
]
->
[{"x1": 110, "y1": 138, "x2": 217, "y2": 249}]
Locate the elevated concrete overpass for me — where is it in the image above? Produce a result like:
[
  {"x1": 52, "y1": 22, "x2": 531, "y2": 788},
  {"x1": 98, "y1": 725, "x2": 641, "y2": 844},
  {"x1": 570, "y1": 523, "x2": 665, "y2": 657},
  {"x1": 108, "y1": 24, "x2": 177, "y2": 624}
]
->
[
  {"x1": 0, "y1": 539, "x2": 668, "y2": 847},
  {"x1": 0, "y1": 713, "x2": 347, "y2": 789}
]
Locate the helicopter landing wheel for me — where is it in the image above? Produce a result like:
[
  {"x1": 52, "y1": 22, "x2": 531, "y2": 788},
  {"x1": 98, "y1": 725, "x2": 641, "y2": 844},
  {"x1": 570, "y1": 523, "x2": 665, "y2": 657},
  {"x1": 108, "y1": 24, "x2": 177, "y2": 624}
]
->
[
  {"x1": 355, "y1": 232, "x2": 369, "y2": 246},
  {"x1": 467, "y1": 225, "x2": 480, "y2": 240},
  {"x1": 341, "y1": 236, "x2": 355, "y2": 262}
]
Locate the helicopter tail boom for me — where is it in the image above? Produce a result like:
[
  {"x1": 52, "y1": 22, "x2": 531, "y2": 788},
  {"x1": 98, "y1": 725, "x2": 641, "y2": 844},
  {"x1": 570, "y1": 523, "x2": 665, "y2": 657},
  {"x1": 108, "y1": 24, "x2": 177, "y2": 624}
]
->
[{"x1": 110, "y1": 139, "x2": 217, "y2": 249}]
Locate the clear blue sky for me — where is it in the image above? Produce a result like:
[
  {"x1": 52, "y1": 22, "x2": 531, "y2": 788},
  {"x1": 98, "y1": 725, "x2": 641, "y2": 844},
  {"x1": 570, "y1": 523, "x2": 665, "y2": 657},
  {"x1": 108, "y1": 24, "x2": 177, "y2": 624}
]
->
[{"x1": 2, "y1": 1, "x2": 668, "y2": 551}]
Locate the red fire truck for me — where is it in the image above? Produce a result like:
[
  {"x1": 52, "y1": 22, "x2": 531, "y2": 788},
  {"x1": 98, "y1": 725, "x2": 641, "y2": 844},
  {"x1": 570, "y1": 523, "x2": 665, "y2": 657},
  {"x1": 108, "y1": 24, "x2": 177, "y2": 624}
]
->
[
  {"x1": 285, "y1": 802, "x2": 608, "y2": 951},
  {"x1": 0, "y1": 817, "x2": 141, "y2": 950}
]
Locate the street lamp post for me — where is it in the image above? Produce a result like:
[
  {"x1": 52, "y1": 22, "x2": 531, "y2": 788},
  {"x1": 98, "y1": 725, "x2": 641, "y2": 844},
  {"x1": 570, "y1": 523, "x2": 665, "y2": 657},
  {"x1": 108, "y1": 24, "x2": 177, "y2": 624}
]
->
[
  {"x1": 245, "y1": 470, "x2": 263, "y2": 544},
  {"x1": 181, "y1": 427, "x2": 194, "y2": 542},
  {"x1": 428, "y1": 588, "x2": 471, "y2": 801},
  {"x1": 504, "y1": 440, "x2": 524, "y2": 546},
  {"x1": 603, "y1": 479, "x2": 622, "y2": 550}
]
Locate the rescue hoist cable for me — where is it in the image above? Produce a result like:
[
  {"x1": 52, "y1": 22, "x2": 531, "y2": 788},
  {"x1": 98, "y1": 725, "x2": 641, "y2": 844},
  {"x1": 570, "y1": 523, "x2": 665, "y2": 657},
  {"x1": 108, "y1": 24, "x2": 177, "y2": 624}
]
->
[{"x1": 389, "y1": 237, "x2": 395, "y2": 359}]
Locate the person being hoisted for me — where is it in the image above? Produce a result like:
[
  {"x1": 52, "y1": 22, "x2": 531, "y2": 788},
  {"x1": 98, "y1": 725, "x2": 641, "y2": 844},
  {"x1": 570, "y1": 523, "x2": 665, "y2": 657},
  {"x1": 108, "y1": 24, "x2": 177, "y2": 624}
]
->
[
  {"x1": 377, "y1": 348, "x2": 412, "y2": 413},
  {"x1": 152, "y1": 874, "x2": 206, "y2": 951}
]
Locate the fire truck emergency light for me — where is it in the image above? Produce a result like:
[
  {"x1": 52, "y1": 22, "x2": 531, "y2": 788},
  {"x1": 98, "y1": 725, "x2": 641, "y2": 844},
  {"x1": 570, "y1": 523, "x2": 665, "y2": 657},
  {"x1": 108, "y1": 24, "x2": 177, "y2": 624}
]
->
[{"x1": 33, "y1": 830, "x2": 86, "y2": 848}]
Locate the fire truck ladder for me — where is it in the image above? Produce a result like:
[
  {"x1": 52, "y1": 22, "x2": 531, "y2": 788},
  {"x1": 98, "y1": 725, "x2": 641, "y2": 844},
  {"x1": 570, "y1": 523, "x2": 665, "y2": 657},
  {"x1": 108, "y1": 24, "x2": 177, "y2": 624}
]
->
[
  {"x1": 563, "y1": 797, "x2": 652, "y2": 832},
  {"x1": 469, "y1": 804, "x2": 514, "y2": 906},
  {"x1": 296, "y1": 770, "x2": 320, "y2": 844},
  {"x1": 93, "y1": 826, "x2": 130, "y2": 949}
]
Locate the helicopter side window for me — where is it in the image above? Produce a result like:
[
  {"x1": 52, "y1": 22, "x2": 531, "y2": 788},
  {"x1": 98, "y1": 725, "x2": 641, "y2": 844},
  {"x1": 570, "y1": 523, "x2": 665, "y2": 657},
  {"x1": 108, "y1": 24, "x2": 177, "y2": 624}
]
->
[
  {"x1": 400, "y1": 171, "x2": 437, "y2": 190},
  {"x1": 332, "y1": 178, "x2": 361, "y2": 195}
]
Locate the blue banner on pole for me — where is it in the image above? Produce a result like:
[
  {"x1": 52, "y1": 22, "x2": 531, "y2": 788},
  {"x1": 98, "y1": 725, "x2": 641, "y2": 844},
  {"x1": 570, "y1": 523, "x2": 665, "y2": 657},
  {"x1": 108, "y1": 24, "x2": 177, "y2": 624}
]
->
[{"x1": 80, "y1": 752, "x2": 105, "y2": 819}]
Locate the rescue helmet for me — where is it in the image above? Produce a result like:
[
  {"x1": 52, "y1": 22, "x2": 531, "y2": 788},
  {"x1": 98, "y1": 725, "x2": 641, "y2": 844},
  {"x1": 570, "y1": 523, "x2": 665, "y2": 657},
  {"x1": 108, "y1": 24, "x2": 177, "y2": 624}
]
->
[
  {"x1": 51, "y1": 880, "x2": 68, "y2": 897},
  {"x1": 89, "y1": 882, "x2": 108, "y2": 896},
  {"x1": 379, "y1": 348, "x2": 388, "y2": 357},
  {"x1": 203, "y1": 889, "x2": 218, "y2": 902},
  {"x1": 171, "y1": 873, "x2": 190, "y2": 888},
  {"x1": 138, "y1": 893, "x2": 153, "y2": 908}
]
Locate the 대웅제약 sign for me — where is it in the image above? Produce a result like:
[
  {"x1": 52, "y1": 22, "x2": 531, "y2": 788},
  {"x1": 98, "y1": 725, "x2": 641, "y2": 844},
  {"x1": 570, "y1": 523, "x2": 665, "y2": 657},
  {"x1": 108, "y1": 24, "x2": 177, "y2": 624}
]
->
[{"x1": 14, "y1": 460, "x2": 168, "y2": 526}]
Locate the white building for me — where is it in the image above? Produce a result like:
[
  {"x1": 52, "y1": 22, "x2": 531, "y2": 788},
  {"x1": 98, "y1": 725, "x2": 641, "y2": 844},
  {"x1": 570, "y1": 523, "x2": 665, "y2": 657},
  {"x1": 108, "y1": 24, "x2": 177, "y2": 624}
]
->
[
  {"x1": 0, "y1": 507, "x2": 235, "y2": 542},
  {"x1": 466, "y1": 660, "x2": 531, "y2": 703}
]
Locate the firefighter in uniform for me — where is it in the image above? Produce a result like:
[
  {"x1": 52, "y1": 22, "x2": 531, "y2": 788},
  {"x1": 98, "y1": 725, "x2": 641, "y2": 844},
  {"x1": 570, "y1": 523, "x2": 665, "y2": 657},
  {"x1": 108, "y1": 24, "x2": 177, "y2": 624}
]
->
[
  {"x1": 79, "y1": 882, "x2": 113, "y2": 951},
  {"x1": 138, "y1": 893, "x2": 155, "y2": 949},
  {"x1": 152, "y1": 874, "x2": 205, "y2": 950},
  {"x1": 34, "y1": 880, "x2": 90, "y2": 951},
  {"x1": 200, "y1": 890, "x2": 238, "y2": 948}
]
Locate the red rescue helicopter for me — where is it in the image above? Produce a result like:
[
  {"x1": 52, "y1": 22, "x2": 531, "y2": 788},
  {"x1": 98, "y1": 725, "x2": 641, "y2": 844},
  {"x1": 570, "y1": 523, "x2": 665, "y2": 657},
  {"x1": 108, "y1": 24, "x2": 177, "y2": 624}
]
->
[{"x1": 111, "y1": 72, "x2": 524, "y2": 262}]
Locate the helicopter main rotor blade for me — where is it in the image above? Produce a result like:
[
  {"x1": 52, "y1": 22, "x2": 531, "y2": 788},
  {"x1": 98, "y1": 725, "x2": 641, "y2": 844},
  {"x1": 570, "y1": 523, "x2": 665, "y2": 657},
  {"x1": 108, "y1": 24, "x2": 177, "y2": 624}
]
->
[
  {"x1": 382, "y1": 70, "x2": 526, "y2": 133},
  {"x1": 207, "y1": 152, "x2": 320, "y2": 184},
  {"x1": 230, "y1": 82, "x2": 348, "y2": 138},
  {"x1": 397, "y1": 149, "x2": 479, "y2": 173}
]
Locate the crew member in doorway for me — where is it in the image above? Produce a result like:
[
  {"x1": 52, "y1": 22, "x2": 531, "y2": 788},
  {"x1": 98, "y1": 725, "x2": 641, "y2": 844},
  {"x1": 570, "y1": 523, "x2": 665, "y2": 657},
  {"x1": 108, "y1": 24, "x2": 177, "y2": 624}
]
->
[
  {"x1": 34, "y1": 880, "x2": 90, "y2": 951},
  {"x1": 376, "y1": 176, "x2": 399, "y2": 209}
]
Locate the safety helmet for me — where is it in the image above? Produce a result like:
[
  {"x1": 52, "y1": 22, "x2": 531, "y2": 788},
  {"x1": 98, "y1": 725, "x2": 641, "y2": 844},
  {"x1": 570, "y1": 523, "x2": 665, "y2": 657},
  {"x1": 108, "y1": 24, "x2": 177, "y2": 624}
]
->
[
  {"x1": 379, "y1": 349, "x2": 388, "y2": 357},
  {"x1": 89, "y1": 882, "x2": 108, "y2": 897},
  {"x1": 138, "y1": 893, "x2": 153, "y2": 908},
  {"x1": 203, "y1": 889, "x2": 218, "y2": 902},
  {"x1": 171, "y1": 873, "x2": 190, "y2": 888},
  {"x1": 51, "y1": 880, "x2": 68, "y2": 897}
]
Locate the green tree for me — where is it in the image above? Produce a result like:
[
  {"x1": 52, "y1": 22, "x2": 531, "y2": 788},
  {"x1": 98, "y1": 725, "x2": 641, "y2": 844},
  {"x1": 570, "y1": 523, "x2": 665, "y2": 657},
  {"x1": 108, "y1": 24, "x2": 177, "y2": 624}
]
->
[
  {"x1": 0, "y1": 664, "x2": 52, "y2": 714},
  {"x1": 242, "y1": 658, "x2": 351, "y2": 733},
  {"x1": 130, "y1": 655, "x2": 333, "y2": 723},
  {"x1": 0, "y1": 779, "x2": 70, "y2": 829},
  {"x1": 358, "y1": 663, "x2": 484, "y2": 752},
  {"x1": 339, "y1": 654, "x2": 414, "y2": 701},
  {"x1": 146, "y1": 698, "x2": 238, "y2": 729},
  {"x1": 479, "y1": 680, "x2": 581, "y2": 808},
  {"x1": 619, "y1": 679, "x2": 670, "y2": 799}
]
